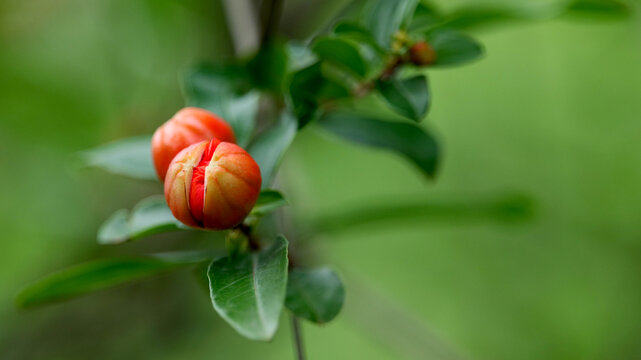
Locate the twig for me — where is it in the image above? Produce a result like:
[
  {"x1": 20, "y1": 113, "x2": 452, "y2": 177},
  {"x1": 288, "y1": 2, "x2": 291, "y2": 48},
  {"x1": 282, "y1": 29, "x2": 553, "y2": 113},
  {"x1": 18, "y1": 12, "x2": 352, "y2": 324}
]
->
[
  {"x1": 235, "y1": 223, "x2": 261, "y2": 251},
  {"x1": 261, "y1": 0, "x2": 285, "y2": 45},
  {"x1": 290, "y1": 314, "x2": 306, "y2": 360}
]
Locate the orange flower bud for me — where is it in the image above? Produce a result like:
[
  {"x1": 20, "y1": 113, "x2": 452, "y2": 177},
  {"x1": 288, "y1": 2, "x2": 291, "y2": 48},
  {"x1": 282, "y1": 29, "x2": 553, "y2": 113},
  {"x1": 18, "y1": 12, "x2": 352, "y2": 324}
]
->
[
  {"x1": 152, "y1": 107, "x2": 236, "y2": 181},
  {"x1": 409, "y1": 41, "x2": 437, "y2": 66},
  {"x1": 164, "y1": 139, "x2": 261, "y2": 230}
]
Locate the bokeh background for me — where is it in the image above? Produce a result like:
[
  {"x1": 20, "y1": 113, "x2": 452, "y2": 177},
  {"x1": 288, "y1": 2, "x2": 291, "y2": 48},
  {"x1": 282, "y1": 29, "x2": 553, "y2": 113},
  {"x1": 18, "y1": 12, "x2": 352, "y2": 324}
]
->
[{"x1": 2, "y1": 0, "x2": 641, "y2": 359}]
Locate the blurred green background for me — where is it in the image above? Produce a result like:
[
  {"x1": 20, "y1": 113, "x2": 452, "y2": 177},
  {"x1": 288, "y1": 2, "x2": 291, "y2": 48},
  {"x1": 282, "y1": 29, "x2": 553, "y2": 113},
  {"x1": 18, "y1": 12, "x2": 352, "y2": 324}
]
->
[{"x1": 2, "y1": 0, "x2": 641, "y2": 359}]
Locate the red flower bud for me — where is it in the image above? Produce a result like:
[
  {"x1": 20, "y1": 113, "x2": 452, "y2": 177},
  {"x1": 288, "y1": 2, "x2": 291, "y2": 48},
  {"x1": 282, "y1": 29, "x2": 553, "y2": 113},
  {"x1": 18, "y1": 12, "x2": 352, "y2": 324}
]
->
[
  {"x1": 164, "y1": 139, "x2": 262, "y2": 230},
  {"x1": 152, "y1": 107, "x2": 236, "y2": 181},
  {"x1": 409, "y1": 41, "x2": 437, "y2": 66}
]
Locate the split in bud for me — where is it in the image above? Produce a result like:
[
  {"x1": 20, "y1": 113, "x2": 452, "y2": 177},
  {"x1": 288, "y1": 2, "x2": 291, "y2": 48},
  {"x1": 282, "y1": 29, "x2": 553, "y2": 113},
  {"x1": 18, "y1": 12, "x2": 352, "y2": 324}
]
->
[
  {"x1": 409, "y1": 41, "x2": 437, "y2": 66},
  {"x1": 164, "y1": 139, "x2": 262, "y2": 230},
  {"x1": 152, "y1": 107, "x2": 236, "y2": 181}
]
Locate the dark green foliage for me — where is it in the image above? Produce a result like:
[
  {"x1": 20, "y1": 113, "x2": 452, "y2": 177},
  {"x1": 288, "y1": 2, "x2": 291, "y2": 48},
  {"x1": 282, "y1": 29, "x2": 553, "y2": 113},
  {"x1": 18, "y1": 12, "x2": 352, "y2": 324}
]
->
[
  {"x1": 286, "y1": 267, "x2": 345, "y2": 324},
  {"x1": 79, "y1": 136, "x2": 155, "y2": 181},
  {"x1": 428, "y1": 30, "x2": 484, "y2": 67},
  {"x1": 376, "y1": 75, "x2": 430, "y2": 122},
  {"x1": 207, "y1": 236, "x2": 288, "y2": 341},
  {"x1": 17, "y1": 252, "x2": 212, "y2": 307},
  {"x1": 320, "y1": 112, "x2": 440, "y2": 178}
]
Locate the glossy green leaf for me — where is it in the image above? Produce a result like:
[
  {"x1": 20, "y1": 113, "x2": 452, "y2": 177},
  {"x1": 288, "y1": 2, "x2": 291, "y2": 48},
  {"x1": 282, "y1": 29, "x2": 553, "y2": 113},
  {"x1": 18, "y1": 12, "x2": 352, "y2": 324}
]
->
[
  {"x1": 208, "y1": 236, "x2": 289, "y2": 341},
  {"x1": 364, "y1": 0, "x2": 419, "y2": 47},
  {"x1": 246, "y1": 41, "x2": 288, "y2": 92},
  {"x1": 286, "y1": 267, "x2": 345, "y2": 324},
  {"x1": 429, "y1": 31, "x2": 483, "y2": 67},
  {"x1": 376, "y1": 75, "x2": 430, "y2": 122},
  {"x1": 183, "y1": 64, "x2": 258, "y2": 147},
  {"x1": 288, "y1": 61, "x2": 351, "y2": 128},
  {"x1": 79, "y1": 135, "x2": 155, "y2": 180},
  {"x1": 250, "y1": 190, "x2": 288, "y2": 217},
  {"x1": 98, "y1": 195, "x2": 185, "y2": 245},
  {"x1": 249, "y1": 113, "x2": 297, "y2": 187},
  {"x1": 17, "y1": 252, "x2": 212, "y2": 308},
  {"x1": 320, "y1": 112, "x2": 439, "y2": 178},
  {"x1": 313, "y1": 37, "x2": 367, "y2": 78}
]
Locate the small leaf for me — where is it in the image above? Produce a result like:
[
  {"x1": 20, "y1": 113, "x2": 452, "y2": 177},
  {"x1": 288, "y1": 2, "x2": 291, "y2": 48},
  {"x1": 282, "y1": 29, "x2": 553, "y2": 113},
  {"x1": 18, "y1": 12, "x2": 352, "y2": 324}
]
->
[
  {"x1": 437, "y1": 7, "x2": 525, "y2": 30},
  {"x1": 286, "y1": 267, "x2": 345, "y2": 324},
  {"x1": 183, "y1": 63, "x2": 249, "y2": 102},
  {"x1": 97, "y1": 209, "x2": 130, "y2": 244},
  {"x1": 208, "y1": 236, "x2": 289, "y2": 341},
  {"x1": 288, "y1": 62, "x2": 351, "y2": 128},
  {"x1": 408, "y1": 2, "x2": 443, "y2": 32},
  {"x1": 429, "y1": 31, "x2": 484, "y2": 67},
  {"x1": 287, "y1": 42, "x2": 317, "y2": 72},
  {"x1": 98, "y1": 195, "x2": 185, "y2": 245},
  {"x1": 216, "y1": 92, "x2": 260, "y2": 148},
  {"x1": 79, "y1": 135, "x2": 155, "y2": 180},
  {"x1": 250, "y1": 190, "x2": 288, "y2": 217},
  {"x1": 246, "y1": 41, "x2": 288, "y2": 93},
  {"x1": 333, "y1": 22, "x2": 382, "y2": 52},
  {"x1": 305, "y1": 192, "x2": 534, "y2": 236},
  {"x1": 376, "y1": 75, "x2": 430, "y2": 122},
  {"x1": 312, "y1": 37, "x2": 368, "y2": 78},
  {"x1": 364, "y1": 0, "x2": 419, "y2": 47},
  {"x1": 565, "y1": 0, "x2": 630, "y2": 19},
  {"x1": 183, "y1": 64, "x2": 258, "y2": 147},
  {"x1": 249, "y1": 113, "x2": 297, "y2": 187},
  {"x1": 17, "y1": 252, "x2": 211, "y2": 308},
  {"x1": 320, "y1": 112, "x2": 439, "y2": 178}
]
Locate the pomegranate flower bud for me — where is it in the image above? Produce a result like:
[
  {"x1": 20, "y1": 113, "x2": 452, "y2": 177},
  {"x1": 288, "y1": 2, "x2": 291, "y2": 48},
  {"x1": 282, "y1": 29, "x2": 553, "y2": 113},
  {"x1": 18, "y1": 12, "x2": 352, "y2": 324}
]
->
[
  {"x1": 164, "y1": 139, "x2": 262, "y2": 230},
  {"x1": 152, "y1": 107, "x2": 236, "y2": 181},
  {"x1": 409, "y1": 41, "x2": 437, "y2": 66}
]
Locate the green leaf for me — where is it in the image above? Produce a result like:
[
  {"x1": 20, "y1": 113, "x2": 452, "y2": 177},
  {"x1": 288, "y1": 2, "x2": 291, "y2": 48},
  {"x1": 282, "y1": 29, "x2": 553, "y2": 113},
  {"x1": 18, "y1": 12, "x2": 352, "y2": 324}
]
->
[
  {"x1": 288, "y1": 61, "x2": 351, "y2": 128},
  {"x1": 304, "y1": 192, "x2": 534, "y2": 236},
  {"x1": 429, "y1": 31, "x2": 483, "y2": 67},
  {"x1": 216, "y1": 92, "x2": 260, "y2": 148},
  {"x1": 313, "y1": 37, "x2": 368, "y2": 78},
  {"x1": 79, "y1": 135, "x2": 155, "y2": 180},
  {"x1": 208, "y1": 236, "x2": 289, "y2": 341},
  {"x1": 436, "y1": 7, "x2": 526, "y2": 30},
  {"x1": 364, "y1": 0, "x2": 419, "y2": 47},
  {"x1": 183, "y1": 63, "x2": 249, "y2": 101},
  {"x1": 98, "y1": 195, "x2": 186, "y2": 245},
  {"x1": 320, "y1": 112, "x2": 439, "y2": 178},
  {"x1": 408, "y1": 2, "x2": 442, "y2": 32},
  {"x1": 286, "y1": 267, "x2": 345, "y2": 324},
  {"x1": 565, "y1": 0, "x2": 630, "y2": 19},
  {"x1": 183, "y1": 64, "x2": 258, "y2": 147},
  {"x1": 17, "y1": 252, "x2": 211, "y2": 308},
  {"x1": 287, "y1": 42, "x2": 317, "y2": 72},
  {"x1": 333, "y1": 22, "x2": 382, "y2": 52},
  {"x1": 249, "y1": 113, "x2": 297, "y2": 187},
  {"x1": 376, "y1": 75, "x2": 430, "y2": 122},
  {"x1": 246, "y1": 41, "x2": 288, "y2": 93},
  {"x1": 250, "y1": 190, "x2": 288, "y2": 217}
]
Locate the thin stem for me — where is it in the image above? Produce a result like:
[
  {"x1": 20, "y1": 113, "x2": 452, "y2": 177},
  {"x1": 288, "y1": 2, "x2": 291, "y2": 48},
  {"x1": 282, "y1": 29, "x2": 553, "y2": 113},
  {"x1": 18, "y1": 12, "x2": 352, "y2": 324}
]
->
[
  {"x1": 261, "y1": 0, "x2": 285, "y2": 45},
  {"x1": 290, "y1": 314, "x2": 306, "y2": 360},
  {"x1": 235, "y1": 223, "x2": 261, "y2": 251}
]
